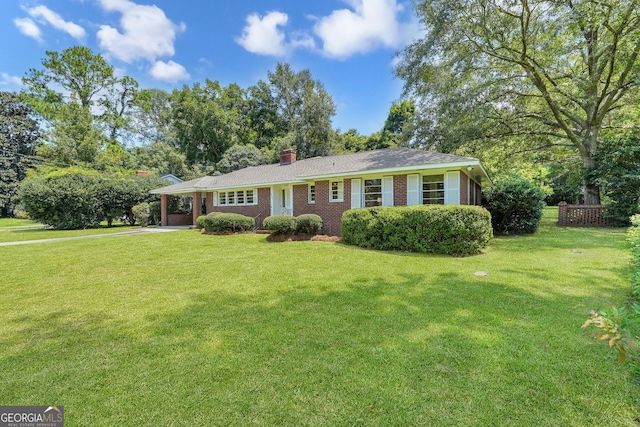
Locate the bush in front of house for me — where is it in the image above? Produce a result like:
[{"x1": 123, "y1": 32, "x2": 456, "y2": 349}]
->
[
  {"x1": 200, "y1": 212, "x2": 254, "y2": 233},
  {"x1": 263, "y1": 214, "x2": 297, "y2": 234},
  {"x1": 342, "y1": 205, "x2": 493, "y2": 256},
  {"x1": 482, "y1": 176, "x2": 546, "y2": 235},
  {"x1": 132, "y1": 203, "x2": 150, "y2": 227},
  {"x1": 294, "y1": 214, "x2": 323, "y2": 234}
]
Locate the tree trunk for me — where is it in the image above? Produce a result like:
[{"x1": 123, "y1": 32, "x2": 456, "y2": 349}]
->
[{"x1": 581, "y1": 152, "x2": 601, "y2": 205}]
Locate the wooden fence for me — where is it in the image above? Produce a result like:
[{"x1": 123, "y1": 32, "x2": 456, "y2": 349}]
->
[{"x1": 558, "y1": 201, "x2": 609, "y2": 227}]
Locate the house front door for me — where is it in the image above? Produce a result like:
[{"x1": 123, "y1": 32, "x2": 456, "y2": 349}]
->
[{"x1": 271, "y1": 185, "x2": 293, "y2": 216}]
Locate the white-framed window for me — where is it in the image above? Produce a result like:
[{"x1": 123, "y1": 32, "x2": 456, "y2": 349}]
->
[
  {"x1": 423, "y1": 174, "x2": 445, "y2": 205},
  {"x1": 364, "y1": 178, "x2": 382, "y2": 207},
  {"x1": 308, "y1": 184, "x2": 315, "y2": 204},
  {"x1": 216, "y1": 189, "x2": 258, "y2": 206},
  {"x1": 330, "y1": 180, "x2": 343, "y2": 202}
]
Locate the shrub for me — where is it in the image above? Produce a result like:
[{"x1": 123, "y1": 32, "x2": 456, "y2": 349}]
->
[
  {"x1": 482, "y1": 177, "x2": 546, "y2": 235},
  {"x1": 342, "y1": 205, "x2": 492, "y2": 256},
  {"x1": 263, "y1": 214, "x2": 297, "y2": 234},
  {"x1": 132, "y1": 203, "x2": 150, "y2": 227},
  {"x1": 295, "y1": 214, "x2": 323, "y2": 234},
  {"x1": 200, "y1": 212, "x2": 254, "y2": 233},
  {"x1": 18, "y1": 168, "x2": 167, "y2": 229},
  {"x1": 196, "y1": 215, "x2": 207, "y2": 229},
  {"x1": 149, "y1": 201, "x2": 161, "y2": 225}
]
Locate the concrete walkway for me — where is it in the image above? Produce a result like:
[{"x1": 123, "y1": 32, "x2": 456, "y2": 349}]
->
[{"x1": 0, "y1": 226, "x2": 190, "y2": 247}]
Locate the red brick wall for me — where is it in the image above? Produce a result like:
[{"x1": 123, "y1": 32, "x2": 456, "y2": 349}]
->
[
  {"x1": 293, "y1": 184, "x2": 316, "y2": 216},
  {"x1": 314, "y1": 179, "x2": 352, "y2": 235},
  {"x1": 393, "y1": 175, "x2": 407, "y2": 206}
]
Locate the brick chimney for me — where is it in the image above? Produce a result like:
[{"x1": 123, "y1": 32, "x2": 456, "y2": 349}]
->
[
  {"x1": 136, "y1": 170, "x2": 149, "y2": 177},
  {"x1": 279, "y1": 149, "x2": 297, "y2": 165}
]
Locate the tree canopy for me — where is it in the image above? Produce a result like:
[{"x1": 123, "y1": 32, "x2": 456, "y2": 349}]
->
[
  {"x1": 397, "y1": 0, "x2": 640, "y2": 203},
  {"x1": 0, "y1": 92, "x2": 40, "y2": 216}
]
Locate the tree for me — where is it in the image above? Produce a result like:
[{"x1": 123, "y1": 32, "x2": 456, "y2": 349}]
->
[
  {"x1": 398, "y1": 0, "x2": 640, "y2": 204},
  {"x1": 268, "y1": 63, "x2": 336, "y2": 159},
  {"x1": 22, "y1": 46, "x2": 139, "y2": 148},
  {"x1": 132, "y1": 141, "x2": 190, "y2": 178},
  {"x1": 22, "y1": 46, "x2": 116, "y2": 116},
  {"x1": 216, "y1": 144, "x2": 268, "y2": 173},
  {"x1": 43, "y1": 101, "x2": 105, "y2": 166},
  {"x1": 380, "y1": 99, "x2": 416, "y2": 147},
  {"x1": 0, "y1": 92, "x2": 40, "y2": 216},
  {"x1": 170, "y1": 80, "x2": 241, "y2": 165}
]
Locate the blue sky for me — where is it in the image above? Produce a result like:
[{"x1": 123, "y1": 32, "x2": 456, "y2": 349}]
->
[{"x1": 0, "y1": 0, "x2": 422, "y2": 136}]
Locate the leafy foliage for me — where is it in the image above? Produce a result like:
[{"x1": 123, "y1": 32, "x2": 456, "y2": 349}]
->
[
  {"x1": 0, "y1": 92, "x2": 40, "y2": 216},
  {"x1": 482, "y1": 177, "x2": 547, "y2": 235},
  {"x1": 132, "y1": 203, "x2": 151, "y2": 227},
  {"x1": 584, "y1": 215, "x2": 640, "y2": 366},
  {"x1": 342, "y1": 205, "x2": 493, "y2": 256},
  {"x1": 398, "y1": 0, "x2": 640, "y2": 204},
  {"x1": 589, "y1": 136, "x2": 640, "y2": 226},
  {"x1": 216, "y1": 144, "x2": 268, "y2": 173},
  {"x1": 19, "y1": 168, "x2": 165, "y2": 229},
  {"x1": 294, "y1": 214, "x2": 323, "y2": 234},
  {"x1": 263, "y1": 214, "x2": 297, "y2": 234}
]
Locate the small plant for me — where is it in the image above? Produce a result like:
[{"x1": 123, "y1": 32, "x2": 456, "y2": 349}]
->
[
  {"x1": 295, "y1": 214, "x2": 323, "y2": 234},
  {"x1": 132, "y1": 203, "x2": 150, "y2": 227},
  {"x1": 263, "y1": 214, "x2": 297, "y2": 234},
  {"x1": 582, "y1": 308, "x2": 639, "y2": 363}
]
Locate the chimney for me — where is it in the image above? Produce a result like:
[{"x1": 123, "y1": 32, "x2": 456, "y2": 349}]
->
[
  {"x1": 280, "y1": 148, "x2": 297, "y2": 165},
  {"x1": 136, "y1": 170, "x2": 149, "y2": 177}
]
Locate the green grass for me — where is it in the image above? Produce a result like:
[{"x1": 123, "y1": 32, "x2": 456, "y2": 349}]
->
[
  {"x1": 0, "y1": 218, "x2": 40, "y2": 228},
  {"x1": 1, "y1": 208, "x2": 638, "y2": 426},
  {"x1": 0, "y1": 224, "x2": 142, "y2": 243}
]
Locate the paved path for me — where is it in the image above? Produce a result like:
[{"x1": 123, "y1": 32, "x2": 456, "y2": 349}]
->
[{"x1": 0, "y1": 226, "x2": 190, "y2": 247}]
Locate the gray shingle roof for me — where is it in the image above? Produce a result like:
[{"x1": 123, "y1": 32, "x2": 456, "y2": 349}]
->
[{"x1": 151, "y1": 147, "x2": 484, "y2": 194}]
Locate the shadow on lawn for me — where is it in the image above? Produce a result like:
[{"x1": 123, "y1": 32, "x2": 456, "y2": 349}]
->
[{"x1": 2, "y1": 269, "x2": 638, "y2": 425}]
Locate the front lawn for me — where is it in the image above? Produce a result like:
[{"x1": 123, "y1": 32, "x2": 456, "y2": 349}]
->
[
  {"x1": 0, "y1": 224, "x2": 141, "y2": 243},
  {"x1": 1, "y1": 209, "x2": 638, "y2": 425}
]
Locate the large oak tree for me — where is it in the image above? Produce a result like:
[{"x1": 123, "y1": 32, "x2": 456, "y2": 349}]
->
[{"x1": 398, "y1": 0, "x2": 640, "y2": 204}]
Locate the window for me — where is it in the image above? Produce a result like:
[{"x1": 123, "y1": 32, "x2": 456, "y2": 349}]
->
[
  {"x1": 216, "y1": 189, "x2": 257, "y2": 206},
  {"x1": 423, "y1": 175, "x2": 444, "y2": 204},
  {"x1": 330, "y1": 181, "x2": 343, "y2": 202},
  {"x1": 308, "y1": 184, "x2": 315, "y2": 204},
  {"x1": 364, "y1": 179, "x2": 382, "y2": 207}
]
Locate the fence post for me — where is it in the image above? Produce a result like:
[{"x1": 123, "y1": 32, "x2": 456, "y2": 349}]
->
[{"x1": 558, "y1": 201, "x2": 568, "y2": 226}]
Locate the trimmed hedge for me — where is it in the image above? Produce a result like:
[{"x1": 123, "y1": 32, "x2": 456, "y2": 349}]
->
[
  {"x1": 263, "y1": 214, "x2": 297, "y2": 234},
  {"x1": 342, "y1": 205, "x2": 493, "y2": 256},
  {"x1": 198, "y1": 212, "x2": 254, "y2": 233},
  {"x1": 295, "y1": 214, "x2": 323, "y2": 234}
]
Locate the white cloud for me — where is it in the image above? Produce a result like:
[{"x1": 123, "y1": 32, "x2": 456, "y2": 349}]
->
[
  {"x1": 97, "y1": 0, "x2": 186, "y2": 63},
  {"x1": 1, "y1": 73, "x2": 24, "y2": 87},
  {"x1": 236, "y1": 11, "x2": 289, "y2": 56},
  {"x1": 149, "y1": 60, "x2": 190, "y2": 82},
  {"x1": 14, "y1": 17, "x2": 43, "y2": 42},
  {"x1": 24, "y1": 5, "x2": 86, "y2": 40},
  {"x1": 313, "y1": 0, "x2": 405, "y2": 59}
]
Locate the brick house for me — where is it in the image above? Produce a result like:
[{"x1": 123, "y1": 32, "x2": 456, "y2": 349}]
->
[{"x1": 151, "y1": 147, "x2": 490, "y2": 235}]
